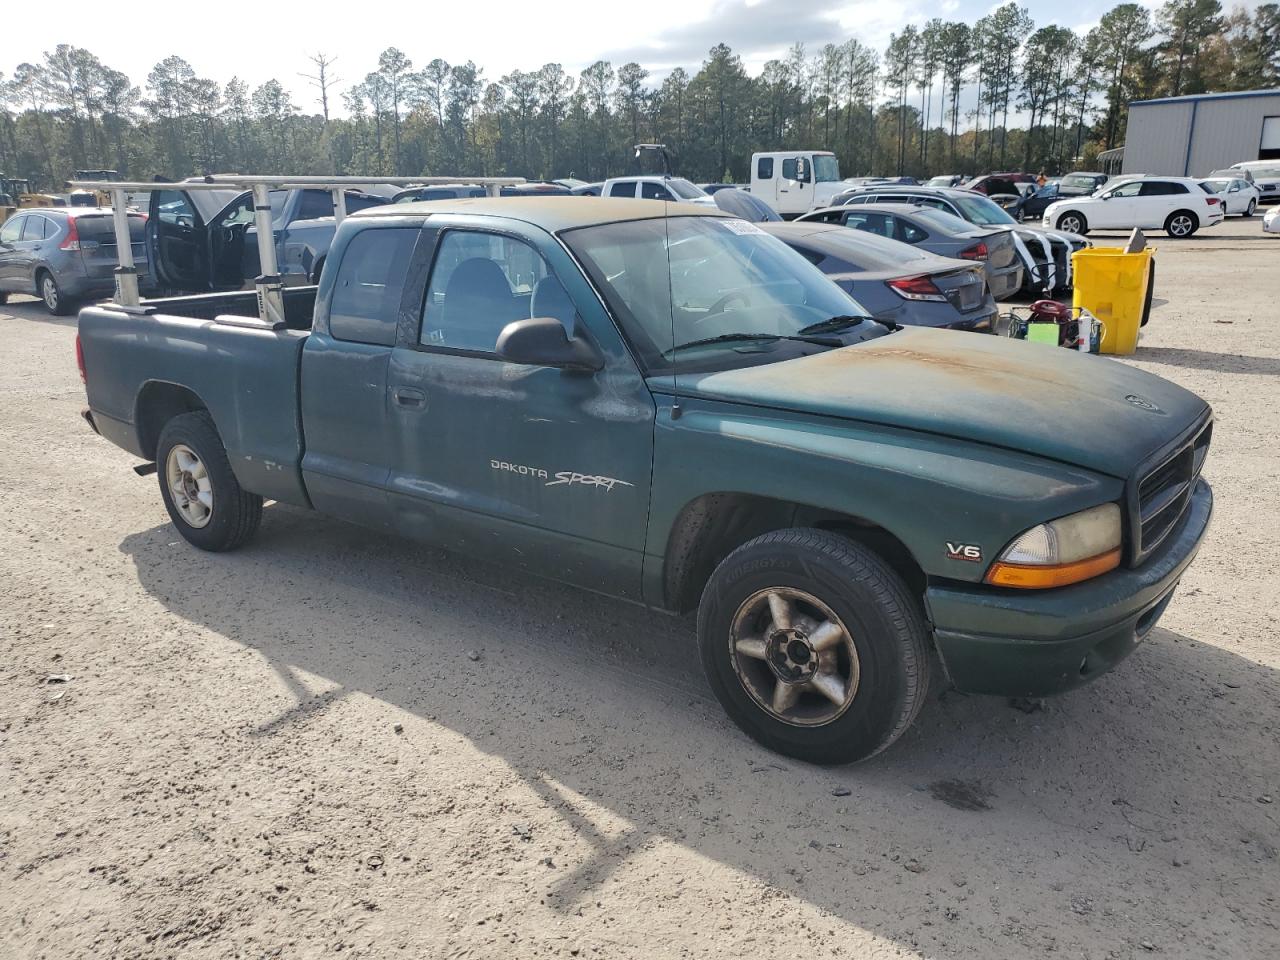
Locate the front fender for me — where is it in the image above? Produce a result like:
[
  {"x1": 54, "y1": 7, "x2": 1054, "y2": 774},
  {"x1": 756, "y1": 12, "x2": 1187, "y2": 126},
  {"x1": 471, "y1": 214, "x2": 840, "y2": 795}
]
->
[{"x1": 642, "y1": 393, "x2": 1121, "y2": 605}]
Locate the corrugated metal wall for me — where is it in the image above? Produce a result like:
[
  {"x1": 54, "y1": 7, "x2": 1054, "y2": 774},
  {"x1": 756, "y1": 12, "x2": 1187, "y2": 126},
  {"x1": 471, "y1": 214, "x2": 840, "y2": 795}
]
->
[{"x1": 1123, "y1": 94, "x2": 1280, "y2": 176}]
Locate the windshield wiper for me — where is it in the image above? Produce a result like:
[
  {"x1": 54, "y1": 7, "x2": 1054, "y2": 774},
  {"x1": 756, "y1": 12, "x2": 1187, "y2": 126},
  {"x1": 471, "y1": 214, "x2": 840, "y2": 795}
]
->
[
  {"x1": 797, "y1": 314, "x2": 873, "y2": 335},
  {"x1": 668, "y1": 332, "x2": 844, "y2": 354}
]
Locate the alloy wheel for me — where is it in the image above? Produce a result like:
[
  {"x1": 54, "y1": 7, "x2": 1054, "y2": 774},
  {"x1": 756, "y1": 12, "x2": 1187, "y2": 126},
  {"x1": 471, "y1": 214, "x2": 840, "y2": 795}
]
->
[
  {"x1": 729, "y1": 587, "x2": 860, "y2": 726},
  {"x1": 42, "y1": 276, "x2": 58, "y2": 311},
  {"x1": 165, "y1": 443, "x2": 214, "y2": 528},
  {"x1": 1169, "y1": 214, "x2": 1194, "y2": 236}
]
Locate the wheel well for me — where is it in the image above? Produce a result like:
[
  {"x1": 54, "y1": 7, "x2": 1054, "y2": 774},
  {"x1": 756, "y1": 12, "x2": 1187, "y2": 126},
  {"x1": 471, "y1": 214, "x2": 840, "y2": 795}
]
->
[
  {"x1": 662, "y1": 493, "x2": 926, "y2": 613},
  {"x1": 34, "y1": 266, "x2": 50, "y2": 293},
  {"x1": 310, "y1": 256, "x2": 326, "y2": 284},
  {"x1": 135, "y1": 382, "x2": 208, "y2": 460}
]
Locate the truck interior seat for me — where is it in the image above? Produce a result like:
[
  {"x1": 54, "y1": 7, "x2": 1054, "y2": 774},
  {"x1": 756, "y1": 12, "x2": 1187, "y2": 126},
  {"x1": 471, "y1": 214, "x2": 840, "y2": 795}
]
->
[
  {"x1": 440, "y1": 258, "x2": 524, "y2": 334},
  {"x1": 530, "y1": 276, "x2": 576, "y2": 328}
]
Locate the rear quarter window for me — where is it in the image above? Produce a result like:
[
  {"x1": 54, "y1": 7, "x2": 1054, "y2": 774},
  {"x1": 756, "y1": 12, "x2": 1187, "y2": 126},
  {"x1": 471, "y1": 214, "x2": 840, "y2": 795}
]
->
[{"x1": 329, "y1": 227, "x2": 419, "y2": 347}]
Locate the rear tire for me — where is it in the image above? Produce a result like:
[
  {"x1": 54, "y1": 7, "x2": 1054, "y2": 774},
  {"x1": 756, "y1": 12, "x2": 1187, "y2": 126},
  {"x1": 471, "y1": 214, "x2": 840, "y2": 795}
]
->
[
  {"x1": 697, "y1": 528, "x2": 930, "y2": 765},
  {"x1": 1165, "y1": 210, "x2": 1198, "y2": 238},
  {"x1": 156, "y1": 411, "x2": 262, "y2": 552},
  {"x1": 1056, "y1": 212, "x2": 1087, "y2": 235},
  {"x1": 38, "y1": 271, "x2": 74, "y2": 316}
]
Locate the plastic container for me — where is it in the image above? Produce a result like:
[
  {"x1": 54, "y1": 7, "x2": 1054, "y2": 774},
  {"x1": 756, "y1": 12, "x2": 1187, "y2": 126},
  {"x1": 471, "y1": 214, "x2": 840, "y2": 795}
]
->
[{"x1": 1070, "y1": 247, "x2": 1155, "y2": 355}]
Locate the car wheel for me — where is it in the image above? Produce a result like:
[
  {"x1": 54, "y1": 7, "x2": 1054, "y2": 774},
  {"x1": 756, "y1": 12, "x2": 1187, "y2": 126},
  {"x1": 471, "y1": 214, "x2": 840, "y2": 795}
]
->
[
  {"x1": 157, "y1": 411, "x2": 263, "y2": 552},
  {"x1": 1056, "y1": 212, "x2": 1087, "y2": 235},
  {"x1": 697, "y1": 528, "x2": 930, "y2": 765},
  {"x1": 1246, "y1": 199, "x2": 1256, "y2": 217},
  {"x1": 1165, "y1": 210, "x2": 1198, "y2": 238},
  {"x1": 39, "y1": 271, "x2": 74, "y2": 316}
]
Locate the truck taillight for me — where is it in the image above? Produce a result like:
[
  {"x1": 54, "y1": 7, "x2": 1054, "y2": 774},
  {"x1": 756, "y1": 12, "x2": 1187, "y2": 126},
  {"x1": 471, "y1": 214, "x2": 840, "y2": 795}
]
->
[
  {"x1": 959, "y1": 241, "x2": 989, "y2": 260},
  {"x1": 887, "y1": 275, "x2": 947, "y2": 302},
  {"x1": 59, "y1": 217, "x2": 81, "y2": 251},
  {"x1": 75, "y1": 334, "x2": 86, "y2": 383}
]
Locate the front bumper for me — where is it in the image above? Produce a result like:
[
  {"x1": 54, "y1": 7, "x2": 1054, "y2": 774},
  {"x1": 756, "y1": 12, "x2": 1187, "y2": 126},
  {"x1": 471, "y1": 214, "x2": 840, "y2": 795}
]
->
[{"x1": 927, "y1": 479, "x2": 1212, "y2": 697}]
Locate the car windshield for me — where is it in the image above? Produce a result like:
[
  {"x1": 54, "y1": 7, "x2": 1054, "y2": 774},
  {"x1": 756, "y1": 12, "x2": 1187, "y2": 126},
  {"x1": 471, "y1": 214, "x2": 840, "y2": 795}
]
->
[
  {"x1": 950, "y1": 192, "x2": 1016, "y2": 225},
  {"x1": 667, "y1": 178, "x2": 708, "y2": 200},
  {"x1": 1060, "y1": 174, "x2": 1100, "y2": 191},
  {"x1": 562, "y1": 215, "x2": 886, "y2": 374},
  {"x1": 1240, "y1": 164, "x2": 1280, "y2": 178},
  {"x1": 813, "y1": 155, "x2": 840, "y2": 183}
]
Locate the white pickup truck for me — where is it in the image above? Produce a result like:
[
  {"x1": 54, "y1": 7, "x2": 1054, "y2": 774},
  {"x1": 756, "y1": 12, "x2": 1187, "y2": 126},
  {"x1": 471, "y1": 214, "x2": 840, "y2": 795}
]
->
[
  {"x1": 600, "y1": 176, "x2": 716, "y2": 205},
  {"x1": 750, "y1": 151, "x2": 845, "y2": 217}
]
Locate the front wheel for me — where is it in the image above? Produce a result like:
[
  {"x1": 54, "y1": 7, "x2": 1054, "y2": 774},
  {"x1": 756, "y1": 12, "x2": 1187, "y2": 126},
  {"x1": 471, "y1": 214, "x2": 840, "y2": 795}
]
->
[
  {"x1": 157, "y1": 411, "x2": 262, "y2": 552},
  {"x1": 1165, "y1": 210, "x2": 1198, "y2": 238},
  {"x1": 1245, "y1": 199, "x2": 1256, "y2": 217},
  {"x1": 1056, "y1": 212, "x2": 1087, "y2": 235},
  {"x1": 698, "y1": 528, "x2": 930, "y2": 765}
]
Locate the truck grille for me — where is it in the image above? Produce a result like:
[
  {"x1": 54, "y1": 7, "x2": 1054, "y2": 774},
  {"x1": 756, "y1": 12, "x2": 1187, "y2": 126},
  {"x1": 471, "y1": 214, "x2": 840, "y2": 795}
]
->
[{"x1": 1133, "y1": 419, "x2": 1211, "y2": 561}]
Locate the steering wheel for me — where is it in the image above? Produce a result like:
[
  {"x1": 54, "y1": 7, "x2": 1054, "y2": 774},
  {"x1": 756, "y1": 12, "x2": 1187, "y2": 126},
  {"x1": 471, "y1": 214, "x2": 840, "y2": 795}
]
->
[{"x1": 705, "y1": 291, "x2": 751, "y2": 318}]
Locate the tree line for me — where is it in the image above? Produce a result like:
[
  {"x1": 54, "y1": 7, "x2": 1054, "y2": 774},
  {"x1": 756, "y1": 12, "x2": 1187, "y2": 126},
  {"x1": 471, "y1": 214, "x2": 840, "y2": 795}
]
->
[{"x1": 1, "y1": 0, "x2": 1277, "y2": 191}]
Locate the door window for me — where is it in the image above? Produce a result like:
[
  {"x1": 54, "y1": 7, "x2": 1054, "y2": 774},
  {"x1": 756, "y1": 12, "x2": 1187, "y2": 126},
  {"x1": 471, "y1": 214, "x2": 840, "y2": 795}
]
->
[
  {"x1": 421, "y1": 231, "x2": 552, "y2": 353},
  {"x1": 894, "y1": 219, "x2": 928, "y2": 244},
  {"x1": 781, "y1": 158, "x2": 799, "y2": 180},
  {"x1": 155, "y1": 191, "x2": 196, "y2": 226},
  {"x1": 1, "y1": 217, "x2": 25, "y2": 243},
  {"x1": 843, "y1": 212, "x2": 894, "y2": 237},
  {"x1": 296, "y1": 190, "x2": 335, "y2": 220},
  {"x1": 1105, "y1": 181, "x2": 1143, "y2": 198},
  {"x1": 22, "y1": 216, "x2": 51, "y2": 240},
  {"x1": 641, "y1": 181, "x2": 674, "y2": 201},
  {"x1": 608, "y1": 182, "x2": 636, "y2": 198},
  {"x1": 1140, "y1": 181, "x2": 1186, "y2": 196},
  {"x1": 346, "y1": 193, "x2": 389, "y2": 212},
  {"x1": 329, "y1": 227, "x2": 419, "y2": 346},
  {"x1": 757, "y1": 157, "x2": 774, "y2": 180}
]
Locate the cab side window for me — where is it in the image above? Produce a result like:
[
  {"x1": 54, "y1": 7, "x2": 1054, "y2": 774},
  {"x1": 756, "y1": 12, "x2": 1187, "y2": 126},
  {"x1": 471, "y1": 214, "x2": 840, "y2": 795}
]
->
[
  {"x1": 329, "y1": 227, "x2": 419, "y2": 347},
  {"x1": 420, "y1": 231, "x2": 559, "y2": 354},
  {"x1": 757, "y1": 157, "x2": 774, "y2": 180},
  {"x1": 641, "y1": 181, "x2": 673, "y2": 201},
  {"x1": 781, "y1": 158, "x2": 798, "y2": 180},
  {"x1": 296, "y1": 190, "x2": 335, "y2": 220},
  {"x1": 609, "y1": 182, "x2": 637, "y2": 198}
]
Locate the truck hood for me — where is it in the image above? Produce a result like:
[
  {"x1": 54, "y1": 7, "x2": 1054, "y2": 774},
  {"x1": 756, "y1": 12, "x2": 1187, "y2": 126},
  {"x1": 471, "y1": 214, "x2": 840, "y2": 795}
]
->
[{"x1": 675, "y1": 327, "x2": 1208, "y2": 478}]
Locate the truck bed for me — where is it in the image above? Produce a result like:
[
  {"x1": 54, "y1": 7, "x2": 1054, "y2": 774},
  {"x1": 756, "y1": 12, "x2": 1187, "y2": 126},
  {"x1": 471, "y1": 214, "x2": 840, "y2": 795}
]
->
[{"x1": 78, "y1": 289, "x2": 316, "y2": 508}]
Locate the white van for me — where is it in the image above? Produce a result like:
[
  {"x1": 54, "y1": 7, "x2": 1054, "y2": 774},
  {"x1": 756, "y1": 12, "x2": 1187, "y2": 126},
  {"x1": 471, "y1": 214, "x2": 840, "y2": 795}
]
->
[{"x1": 750, "y1": 151, "x2": 844, "y2": 217}]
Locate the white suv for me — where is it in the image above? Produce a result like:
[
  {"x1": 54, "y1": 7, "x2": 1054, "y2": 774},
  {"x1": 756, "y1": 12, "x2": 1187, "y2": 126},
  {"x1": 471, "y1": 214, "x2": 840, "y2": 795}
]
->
[
  {"x1": 601, "y1": 176, "x2": 717, "y2": 206},
  {"x1": 1043, "y1": 176, "x2": 1224, "y2": 238}
]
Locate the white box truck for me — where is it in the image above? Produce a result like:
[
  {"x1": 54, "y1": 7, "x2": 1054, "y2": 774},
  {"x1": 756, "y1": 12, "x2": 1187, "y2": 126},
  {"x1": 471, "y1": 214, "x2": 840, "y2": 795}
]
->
[{"x1": 750, "y1": 151, "x2": 844, "y2": 217}]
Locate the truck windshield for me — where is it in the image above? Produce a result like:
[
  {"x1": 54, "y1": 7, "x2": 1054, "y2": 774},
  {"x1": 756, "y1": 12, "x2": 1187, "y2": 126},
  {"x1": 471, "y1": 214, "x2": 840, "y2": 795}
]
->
[
  {"x1": 563, "y1": 215, "x2": 884, "y2": 374},
  {"x1": 667, "y1": 179, "x2": 708, "y2": 199},
  {"x1": 813, "y1": 155, "x2": 840, "y2": 183},
  {"x1": 950, "y1": 192, "x2": 1016, "y2": 226}
]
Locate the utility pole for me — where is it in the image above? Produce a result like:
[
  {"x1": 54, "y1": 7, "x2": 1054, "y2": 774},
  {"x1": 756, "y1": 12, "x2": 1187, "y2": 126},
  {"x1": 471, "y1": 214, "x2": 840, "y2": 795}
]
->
[{"x1": 300, "y1": 53, "x2": 340, "y2": 123}]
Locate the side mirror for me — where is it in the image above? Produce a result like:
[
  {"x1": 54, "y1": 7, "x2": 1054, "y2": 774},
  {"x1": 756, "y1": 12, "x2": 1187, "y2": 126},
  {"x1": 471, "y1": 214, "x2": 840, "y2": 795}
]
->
[
  {"x1": 496, "y1": 316, "x2": 603, "y2": 371},
  {"x1": 796, "y1": 158, "x2": 810, "y2": 184}
]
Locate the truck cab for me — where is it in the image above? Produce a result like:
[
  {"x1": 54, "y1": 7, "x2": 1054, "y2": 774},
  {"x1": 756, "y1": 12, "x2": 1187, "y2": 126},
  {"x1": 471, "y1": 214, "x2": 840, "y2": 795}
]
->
[{"x1": 750, "y1": 151, "x2": 843, "y2": 217}]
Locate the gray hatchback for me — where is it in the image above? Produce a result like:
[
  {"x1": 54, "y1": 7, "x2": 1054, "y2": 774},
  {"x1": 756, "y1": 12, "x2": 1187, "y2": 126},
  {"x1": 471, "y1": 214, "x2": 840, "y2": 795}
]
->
[{"x1": 0, "y1": 207, "x2": 149, "y2": 314}]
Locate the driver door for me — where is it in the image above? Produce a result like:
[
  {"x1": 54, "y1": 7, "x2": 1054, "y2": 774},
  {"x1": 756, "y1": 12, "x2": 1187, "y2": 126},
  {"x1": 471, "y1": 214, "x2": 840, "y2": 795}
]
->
[
  {"x1": 1095, "y1": 180, "x2": 1142, "y2": 227},
  {"x1": 148, "y1": 189, "x2": 208, "y2": 291}
]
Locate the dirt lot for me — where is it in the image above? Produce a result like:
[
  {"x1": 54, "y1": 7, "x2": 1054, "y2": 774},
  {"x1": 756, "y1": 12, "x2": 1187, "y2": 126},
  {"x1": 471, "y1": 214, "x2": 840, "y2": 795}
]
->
[{"x1": 1, "y1": 220, "x2": 1278, "y2": 960}]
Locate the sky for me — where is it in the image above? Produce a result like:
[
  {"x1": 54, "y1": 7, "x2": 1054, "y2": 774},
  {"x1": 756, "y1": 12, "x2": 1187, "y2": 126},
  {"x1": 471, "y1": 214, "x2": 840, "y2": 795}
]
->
[{"x1": 4, "y1": 0, "x2": 1167, "y2": 116}]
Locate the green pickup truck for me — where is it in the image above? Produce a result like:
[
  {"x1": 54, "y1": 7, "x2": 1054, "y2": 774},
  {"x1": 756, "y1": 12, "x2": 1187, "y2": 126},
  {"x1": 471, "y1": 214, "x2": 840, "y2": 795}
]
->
[{"x1": 77, "y1": 198, "x2": 1213, "y2": 763}]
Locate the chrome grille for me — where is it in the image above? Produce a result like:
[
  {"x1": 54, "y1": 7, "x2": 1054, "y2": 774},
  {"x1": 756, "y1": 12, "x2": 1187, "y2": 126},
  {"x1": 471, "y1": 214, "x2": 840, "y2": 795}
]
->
[{"x1": 1134, "y1": 419, "x2": 1211, "y2": 560}]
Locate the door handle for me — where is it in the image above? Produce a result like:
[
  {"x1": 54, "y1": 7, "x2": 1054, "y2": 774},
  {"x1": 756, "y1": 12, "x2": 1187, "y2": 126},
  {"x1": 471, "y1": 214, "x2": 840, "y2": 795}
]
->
[{"x1": 392, "y1": 387, "x2": 427, "y2": 408}]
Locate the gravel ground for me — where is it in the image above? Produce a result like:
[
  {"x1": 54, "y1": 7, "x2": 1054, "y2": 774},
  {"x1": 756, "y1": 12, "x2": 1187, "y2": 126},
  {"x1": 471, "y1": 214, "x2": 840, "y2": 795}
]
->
[{"x1": 1, "y1": 221, "x2": 1277, "y2": 959}]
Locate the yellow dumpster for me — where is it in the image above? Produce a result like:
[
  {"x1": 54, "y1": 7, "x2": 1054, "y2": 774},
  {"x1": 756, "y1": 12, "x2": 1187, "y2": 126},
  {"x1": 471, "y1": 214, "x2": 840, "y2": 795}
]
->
[{"x1": 1071, "y1": 247, "x2": 1155, "y2": 355}]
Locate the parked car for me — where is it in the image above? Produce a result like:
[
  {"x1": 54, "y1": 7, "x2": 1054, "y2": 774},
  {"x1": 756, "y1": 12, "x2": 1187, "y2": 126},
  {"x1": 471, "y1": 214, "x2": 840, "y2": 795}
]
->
[
  {"x1": 796, "y1": 203, "x2": 1023, "y2": 300},
  {"x1": 553, "y1": 178, "x2": 588, "y2": 190},
  {"x1": 964, "y1": 173, "x2": 1036, "y2": 197},
  {"x1": 1200, "y1": 176, "x2": 1261, "y2": 216},
  {"x1": 750, "y1": 151, "x2": 845, "y2": 215},
  {"x1": 77, "y1": 196, "x2": 1214, "y2": 765},
  {"x1": 570, "y1": 183, "x2": 603, "y2": 196},
  {"x1": 699, "y1": 183, "x2": 741, "y2": 194},
  {"x1": 500, "y1": 182, "x2": 571, "y2": 196},
  {"x1": 602, "y1": 176, "x2": 716, "y2": 205},
  {"x1": 1043, "y1": 176, "x2": 1224, "y2": 238},
  {"x1": 1058, "y1": 172, "x2": 1109, "y2": 196},
  {"x1": 1229, "y1": 161, "x2": 1280, "y2": 204},
  {"x1": 393, "y1": 185, "x2": 486, "y2": 203},
  {"x1": 149, "y1": 182, "x2": 394, "y2": 291},
  {"x1": 832, "y1": 185, "x2": 1084, "y2": 295},
  {"x1": 0, "y1": 207, "x2": 148, "y2": 314},
  {"x1": 1013, "y1": 182, "x2": 1066, "y2": 222},
  {"x1": 762, "y1": 221, "x2": 998, "y2": 332},
  {"x1": 1264, "y1": 204, "x2": 1280, "y2": 233},
  {"x1": 712, "y1": 188, "x2": 782, "y2": 222},
  {"x1": 926, "y1": 175, "x2": 965, "y2": 187}
]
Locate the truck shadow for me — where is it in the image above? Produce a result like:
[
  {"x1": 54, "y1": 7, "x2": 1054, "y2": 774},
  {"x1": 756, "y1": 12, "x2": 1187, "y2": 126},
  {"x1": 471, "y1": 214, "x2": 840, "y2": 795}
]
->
[
  {"x1": 118, "y1": 505, "x2": 1280, "y2": 957},
  {"x1": 1132, "y1": 345, "x2": 1280, "y2": 377}
]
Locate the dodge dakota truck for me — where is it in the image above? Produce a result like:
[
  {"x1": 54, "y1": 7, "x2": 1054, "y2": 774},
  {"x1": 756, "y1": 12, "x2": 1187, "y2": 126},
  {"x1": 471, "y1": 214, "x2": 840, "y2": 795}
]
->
[{"x1": 77, "y1": 197, "x2": 1213, "y2": 764}]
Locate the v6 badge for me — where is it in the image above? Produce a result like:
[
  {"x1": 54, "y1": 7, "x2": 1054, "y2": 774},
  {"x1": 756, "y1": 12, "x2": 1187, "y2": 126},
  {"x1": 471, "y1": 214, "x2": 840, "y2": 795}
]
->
[{"x1": 946, "y1": 542, "x2": 983, "y2": 563}]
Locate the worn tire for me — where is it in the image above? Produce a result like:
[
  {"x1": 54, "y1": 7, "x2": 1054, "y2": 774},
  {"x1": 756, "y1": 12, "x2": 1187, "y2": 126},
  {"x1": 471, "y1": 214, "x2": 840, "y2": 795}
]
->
[
  {"x1": 156, "y1": 411, "x2": 262, "y2": 552},
  {"x1": 39, "y1": 270, "x2": 74, "y2": 316},
  {"x1": 1056, "y1": 211, "x2": 1087, "y2": 235},
  {"x1": 1164, "y1": 210, "x2": 1198, "y2": 238},
  {"x1": 697, "y1": 528, "x2": 930, "y2": 765}
]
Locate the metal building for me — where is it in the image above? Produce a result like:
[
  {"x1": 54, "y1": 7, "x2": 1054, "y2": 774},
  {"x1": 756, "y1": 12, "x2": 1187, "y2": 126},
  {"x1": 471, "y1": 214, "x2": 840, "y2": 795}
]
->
[{"x1": 1121, "y1": 88, "x2": 1280, "y2": 176}]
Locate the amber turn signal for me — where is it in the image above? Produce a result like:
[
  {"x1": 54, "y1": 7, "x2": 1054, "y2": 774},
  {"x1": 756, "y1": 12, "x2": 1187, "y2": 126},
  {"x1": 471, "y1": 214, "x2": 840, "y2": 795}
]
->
[{"x1": 985, "y1": 548, "x2": 1122, "y2": 589}]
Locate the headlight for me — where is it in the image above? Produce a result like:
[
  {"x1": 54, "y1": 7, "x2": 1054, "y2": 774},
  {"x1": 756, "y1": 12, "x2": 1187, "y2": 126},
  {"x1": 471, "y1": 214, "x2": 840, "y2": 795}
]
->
[{"x1": 986, "y1": 503, "x2": 1122, "y2": 589}]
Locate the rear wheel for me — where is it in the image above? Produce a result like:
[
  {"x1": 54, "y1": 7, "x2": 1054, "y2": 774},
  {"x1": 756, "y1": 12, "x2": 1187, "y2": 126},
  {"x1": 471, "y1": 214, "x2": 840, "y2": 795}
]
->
[
  {"x1": 1056, "y1": 211, "x2": 1087, "y2": 235},
  {"x1": 1165, "y1": 210, "x2": 1198, "y2": 238},
  {"x1": 697, "y1": 528, "x2": 930, "y2": 765},
  {"x1": 157, "y1": 411, "x2": 262, "y2": 552},
  {"x1": 39, "y1": 271, "x2": 73, "y2": 316}
]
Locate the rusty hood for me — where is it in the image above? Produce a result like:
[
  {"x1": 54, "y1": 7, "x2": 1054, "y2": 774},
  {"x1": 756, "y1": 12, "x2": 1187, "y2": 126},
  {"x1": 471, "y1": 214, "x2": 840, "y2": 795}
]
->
[{"x1": 676, "y1": 327, "x2": 1209, "y2": 478}]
